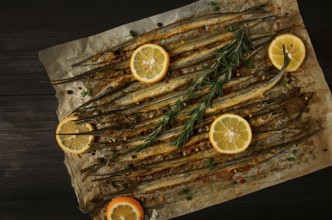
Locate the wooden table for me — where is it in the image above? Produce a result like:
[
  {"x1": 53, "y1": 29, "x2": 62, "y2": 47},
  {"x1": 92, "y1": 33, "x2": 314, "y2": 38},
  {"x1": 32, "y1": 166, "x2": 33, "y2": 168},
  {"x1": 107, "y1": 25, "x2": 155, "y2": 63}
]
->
[{"x1": 1, "y1": 1, "x2": 331, "y2": 219}]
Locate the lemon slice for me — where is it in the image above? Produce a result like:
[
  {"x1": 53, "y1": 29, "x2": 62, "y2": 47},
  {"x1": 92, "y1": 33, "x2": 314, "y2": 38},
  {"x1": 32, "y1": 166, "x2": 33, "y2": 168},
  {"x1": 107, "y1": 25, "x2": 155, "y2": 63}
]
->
[
  {"x1": 130, "y1": 44, "x2": 170, "y2": 84},
  {"x1": 106, "y1": 197, "x2": 144, "y2": 220},
  {"x1": 55, "y1": 116, "x2": 94, "y2": 154},
  {"x1": 209, "y1": 114, "x2": 252, "y2": 154},
  {"x1": 268, "y1": 33, "x2": 306, "y2": 72}
]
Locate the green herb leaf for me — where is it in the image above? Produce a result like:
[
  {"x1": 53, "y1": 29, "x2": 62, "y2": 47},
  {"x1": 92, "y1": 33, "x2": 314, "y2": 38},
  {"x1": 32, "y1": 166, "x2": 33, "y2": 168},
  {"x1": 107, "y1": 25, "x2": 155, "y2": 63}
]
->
[
  {"x1": 287, "y1": 157, "x2": 296, "y2": 161},
  {"x1": 126, "y1": 30, "x2": 136, "y2": 37},
  {"x1": 210, "y1": 1, "x2": 220, "y2": 12},
  {"x1": 80, "y1": 90, "x2": 91, "y2": 97},
  {"x1": 129, "y1": 115, "x2": 139, "y2": 123},
  {"x1": 185, "y1": 194, "x2": 193, "y2": 201},
  {"x1": 292, "y1": 149, "x2": 298, "y2": 155},
  {"x1": 206, "y1": 158, "x2": 216, "y2": 170},
  {"x1": 212, "y1": 5, "x2": 220, "y2": 12},
  {"x1": 282, "y1": 81, "x2": 291, "y2": 89},
  {"x1": 181, "y1": 188, "x2": 193, "y2": 201}
]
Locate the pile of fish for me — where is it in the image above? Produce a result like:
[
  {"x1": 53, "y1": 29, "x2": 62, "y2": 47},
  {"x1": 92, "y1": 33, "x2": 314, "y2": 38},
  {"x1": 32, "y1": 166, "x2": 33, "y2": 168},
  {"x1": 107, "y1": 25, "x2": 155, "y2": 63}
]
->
[{"x1": 52, "y1": 4, "x2": 321, "y2": 217}]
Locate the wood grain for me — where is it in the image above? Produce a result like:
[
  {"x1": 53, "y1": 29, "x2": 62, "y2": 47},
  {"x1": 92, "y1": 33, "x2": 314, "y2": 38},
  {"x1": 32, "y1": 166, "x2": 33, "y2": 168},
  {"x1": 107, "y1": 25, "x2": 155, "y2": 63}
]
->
[{"x1": 0, "y1": 0, "x2": 331, "y2": 219}]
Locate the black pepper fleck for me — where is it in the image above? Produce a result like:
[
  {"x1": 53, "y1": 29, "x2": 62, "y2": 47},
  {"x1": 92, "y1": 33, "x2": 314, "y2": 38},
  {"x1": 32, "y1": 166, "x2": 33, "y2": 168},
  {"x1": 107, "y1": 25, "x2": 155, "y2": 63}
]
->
[
  {"x1": 97, "y1": 158, "x2": 105, "y2": 163},
  {"x1": 66, "y1": 90, "x2": 73, "y2": 95},
  {"x1": 157, "y1": 22, "x2": 163, "y2": 27}
]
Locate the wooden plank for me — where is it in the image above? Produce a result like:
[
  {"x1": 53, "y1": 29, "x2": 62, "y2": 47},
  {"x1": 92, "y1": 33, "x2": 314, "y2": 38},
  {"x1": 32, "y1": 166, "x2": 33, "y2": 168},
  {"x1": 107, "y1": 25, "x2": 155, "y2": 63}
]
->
[
  {"x1": 0, "y1": 200, "x2": 90, "y2": 220},
  {"x1": 0, "y1": 0, "x2": 196, "y2": 95},
  {"x1": 298, "y1": 1, "x2": 332, "y2": 88},
  {"x1": 0, "y1": 96, "x2": 64, "y2": 197}
]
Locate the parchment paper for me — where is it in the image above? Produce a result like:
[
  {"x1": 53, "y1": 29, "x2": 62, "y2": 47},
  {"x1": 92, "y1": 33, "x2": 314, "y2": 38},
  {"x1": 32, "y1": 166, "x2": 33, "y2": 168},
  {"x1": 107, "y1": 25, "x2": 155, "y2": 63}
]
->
[{"x1": 39, "y1": 0, "x2": 332, "y2": 219}]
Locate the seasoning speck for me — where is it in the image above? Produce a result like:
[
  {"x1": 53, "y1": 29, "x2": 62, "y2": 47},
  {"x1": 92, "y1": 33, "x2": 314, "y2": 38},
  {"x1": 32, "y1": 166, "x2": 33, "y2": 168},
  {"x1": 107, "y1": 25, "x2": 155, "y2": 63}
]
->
[
  {"x1": 157, "y1": 22, "x2": 163, "y2": 27},
  {"x1": 127, "y1": 30, "x2": 136, "y2": 38},
  {"x1": 96, "y1": 158, "x2": 105, "y2": 163},
  {"x1": 159, "y1": 195, "x2": 165, "y2": 203}
]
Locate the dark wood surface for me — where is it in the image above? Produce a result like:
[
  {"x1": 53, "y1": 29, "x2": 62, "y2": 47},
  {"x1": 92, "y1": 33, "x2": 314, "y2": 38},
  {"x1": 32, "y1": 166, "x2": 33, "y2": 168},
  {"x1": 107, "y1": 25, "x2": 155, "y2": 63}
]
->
[{"x1": 1, "y1": 1, "x2": 331, "y2": 219}]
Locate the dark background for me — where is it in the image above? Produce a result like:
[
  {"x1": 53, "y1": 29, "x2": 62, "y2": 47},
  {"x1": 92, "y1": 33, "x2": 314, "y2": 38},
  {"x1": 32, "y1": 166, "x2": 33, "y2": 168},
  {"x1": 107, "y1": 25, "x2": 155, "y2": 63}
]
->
[{"x1": 0, "y1": 0, "x2": 331, "y2": 219}]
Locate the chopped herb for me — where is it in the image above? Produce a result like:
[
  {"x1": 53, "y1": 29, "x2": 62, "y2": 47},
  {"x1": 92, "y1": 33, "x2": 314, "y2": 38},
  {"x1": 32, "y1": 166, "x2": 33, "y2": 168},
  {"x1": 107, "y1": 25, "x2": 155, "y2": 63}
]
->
[
  {"x1": 206, "y1": 158, "x2": 213, "y2": 164},
  {"x1": 212, "y1": 5, "x2": 220, "y2": 12},
  {"x1": 126, "y1": 30, "x2": 136, "y2": 37},
  {"x1": 184, "y1": 194, "x2": 192, "y2": 201},
  {"x1": 80, "y1": 90, "x2": 91, "y2": 97},
  {"x1": 181, "y1": 188, "x2": 193, "y2": 201},
  {"x1": 227, "y1": 25, "x2": 234, "y2": 32},
  {"x1": 129, "y1": 115, "x2": 139, "y2": 123},
  {"x1": 287, "y1": 157, "x2": 296, "y2": 161},
  {"x1": 292, "y1": 149, "x2": 298, "y2": 155},
  {"x1": 206, "y1": 158, "x2": 216, "y2": 170},
  {"x1": 282, "y1": 81, "x2": 289, "y2": 88},
  {"x1": 210, "y1": 2, "x2": 220, "y2": 12},
  {"x1": 111, "y1": 181, "x2": 117, "y2": 188}
]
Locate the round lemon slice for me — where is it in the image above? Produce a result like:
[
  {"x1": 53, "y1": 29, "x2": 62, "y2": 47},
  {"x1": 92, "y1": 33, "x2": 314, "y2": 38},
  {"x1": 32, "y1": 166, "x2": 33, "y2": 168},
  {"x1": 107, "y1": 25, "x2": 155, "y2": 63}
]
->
[
  {"x1": 130, "y1": 44, "x2": 170, "y2": 84},
  {"x1": 55, "y1": 116, "x2": 94, "y2": 154},
  {"x1": 209, "y1": 114, "x2": 252, "y2": 154},
  {"x1": 106, "y1": 196, "x2": 144, "y2": 220},
  {"x1": 268, "y1": 33, "x2": 306, "y2": 72}
]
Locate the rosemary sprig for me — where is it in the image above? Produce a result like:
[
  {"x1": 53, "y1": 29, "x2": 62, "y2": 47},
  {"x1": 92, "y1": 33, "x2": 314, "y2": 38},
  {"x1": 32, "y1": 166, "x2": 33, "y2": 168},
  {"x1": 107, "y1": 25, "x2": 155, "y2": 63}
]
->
[
  {"x1": 173, "y1": 28, "x2": 250, "y2": 147},
  {"x1": 136, "y1": 27, "x2": 251, "y2": 151}
]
